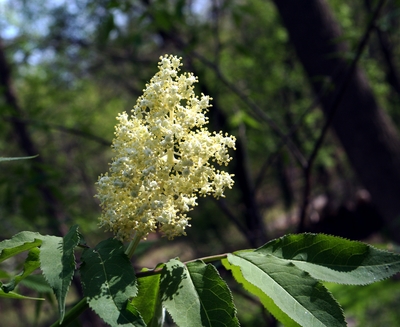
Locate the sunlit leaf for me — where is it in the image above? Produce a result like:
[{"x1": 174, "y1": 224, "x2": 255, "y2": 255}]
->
[
  {"x1": 80, "y1": 238, "x2": 145, "y2": 327},
  {"x1": 39, "y1": 225, "x2": 80, "y2": 322},
  {"x1": 131, "y1": 270, "x2": 163, "y2": 327},
  {"x1": 223, "y1": 252, "x2": 345, "y2": 327},
  {"x1": 222, "y1": 256, "x2": 301, "y2": 327},
  {"x1": 0, "y1": 231, "x2": 44, "y2": 263},
  {"x1": 257, "y1": 233, "x2": 400, "y2": 285},
  {"x1": 160, "y1": 258, "x2": 239, "y2": 327}
]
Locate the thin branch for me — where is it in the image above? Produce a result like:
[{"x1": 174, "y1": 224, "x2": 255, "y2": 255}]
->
[
  {"x1": 254, "y1": 87, "x2": 328, "y2": 191},
  {"x1": 254, "y1": 47, "x2": 367, "y2": 192},
  {"x1": 135, "y1": 253, "x2": 229, "y2": 278}
]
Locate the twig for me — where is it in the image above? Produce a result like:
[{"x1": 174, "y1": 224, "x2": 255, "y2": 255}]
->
[{"x1": 135, "y1": 253, "x2": 229, "y2": 278}]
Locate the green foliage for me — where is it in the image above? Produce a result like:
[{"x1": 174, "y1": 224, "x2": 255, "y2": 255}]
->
[
  {"x1": 0, "y1": 231, "x2": 44, "y2": 262},
  {"x1": 2, "y1": 247, "x2": 41, "y2": 292},
  {"x1": 327, "y1": 279, "x2": 400, "y2": 327},
  {"x1": 2, "y1": 231, "x2": 400, "y2": 327},
  {"x1": 223, "y1": 252, "x2": 345, "y2": 327},
  {"x1": 159, "y1": 259, "x2": 239, "y2": 327},
  {"x1": 80, "y1": 238, "x2": 146, "y2": 327},
  {"x1": 257, "y1": 233, "x2": 400, "y2": 284},
  {"x1": 2, "y1": 0, "x2": 400, "y2": 326},
  {"x1": 130, "y1": 271, "x2": 163, "y2": 327},
  {"x1": 186, "y1": 261, "x2": 239, "y2": 327},
  {"x1": 0, "y1": 228, "x2": 80, "y2": 320},
  {"x1": 40, "y1": 225, "x2": 80, "y2": 322}
]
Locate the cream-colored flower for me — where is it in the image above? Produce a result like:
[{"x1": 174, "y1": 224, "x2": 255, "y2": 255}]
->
[{"x1": 96, "y1": 55, "x2": 235, "y2": 241}]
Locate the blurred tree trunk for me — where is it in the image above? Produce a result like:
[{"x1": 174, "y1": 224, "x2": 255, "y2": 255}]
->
[
  {"x1": 0, "y1": 38, "x2": 68, "y2": 236},
  {"x1": 273, "y1": 0, "x2": 400, "y2": 241}
]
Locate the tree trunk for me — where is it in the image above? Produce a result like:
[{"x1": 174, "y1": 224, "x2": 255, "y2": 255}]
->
[{"x1": 273, "y1": 0, "x2": 400, "y2": 241}]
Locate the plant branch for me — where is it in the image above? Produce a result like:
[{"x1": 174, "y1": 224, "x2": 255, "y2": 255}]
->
[
  {"x1": 125, "y1": 232, "x2": 142, "y2": 259},
  {"x1": 136, "y1": 253, "x2": 229, "y2": 278}
]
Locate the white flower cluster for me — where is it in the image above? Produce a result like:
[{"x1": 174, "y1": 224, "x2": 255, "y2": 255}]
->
[{"x1": 96, "y1": 55, "x2": 235, "y2": 241}]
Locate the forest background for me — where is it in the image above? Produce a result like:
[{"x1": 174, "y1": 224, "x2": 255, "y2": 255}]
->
[{"x1": 1, "y1": 0, "x2": 400, "y2": 326}]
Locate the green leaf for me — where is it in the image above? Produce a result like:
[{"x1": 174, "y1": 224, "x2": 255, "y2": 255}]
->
[
  {"x1": 2, "y1": 247, "x2": 41, "y2": 292},
  {"x1": 159, "y1": 258, "x2": 239, "y2": 327},
  {"x1": 186, "y1": 260, "x2": 239, "y2": 327},
  {"x1": 159, "y1": 258, "x2": 201, "y2": 327},
  {"x1": 131, "y1": 270, "x2": 163, "y2": 327},
  {"x1": 222, "y1": 256, "x2": 301, "y2": 327},
  {"x1": 257, "y1": 233, "x2": 400, "y2": 285},
  {"x1": 40, "y1": 225, "x2": 80, "y2": 323},
  {"x1": 0, "y1": 286, "x2": 44, "y2": 300},
  {"x1": 224, "y1": 252, "x2": 345, "y2": 327},
  {"x1": 0, "y1": 231, "x2": 44, "y2": 263},
  {"x1": 80, "y1": 238, "x2": 145, "y2": 327},
  {"x1": 0, "y1": 155, "x2": 38, "y2": 163}
]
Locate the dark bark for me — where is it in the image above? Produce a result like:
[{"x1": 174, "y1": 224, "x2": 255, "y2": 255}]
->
[{"x1": 273, "y1": 0, "x2": 400, "y2": 241}]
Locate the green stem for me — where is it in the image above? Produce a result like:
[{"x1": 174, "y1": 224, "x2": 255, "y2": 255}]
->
[
  {"x1": 125, "y1": 231, "x2": 142, "y2": 259},
  {"x1": 50, "y1": 297, "x2": 88, "y2": 327},
  {"x1": 135, "y1": 253, "x2": 229, "y2": 278},
  {"x1": 185, "y1": 253, "x2": 228, "y2": 265}
]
